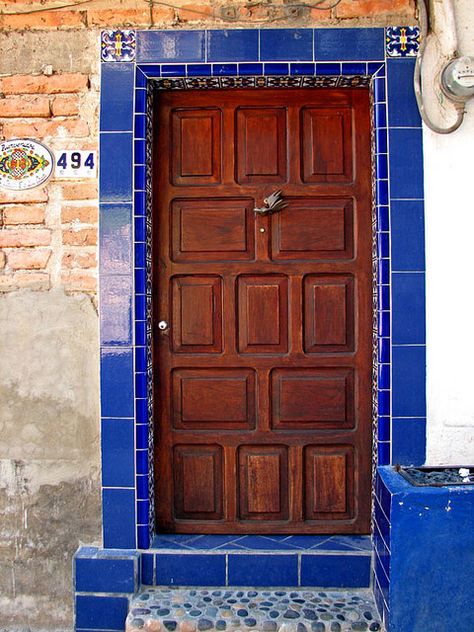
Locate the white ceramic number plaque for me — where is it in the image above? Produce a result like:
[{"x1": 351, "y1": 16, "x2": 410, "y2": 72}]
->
[{"x1": 55, "y1": 150, "x2": 97, "y2": 178}]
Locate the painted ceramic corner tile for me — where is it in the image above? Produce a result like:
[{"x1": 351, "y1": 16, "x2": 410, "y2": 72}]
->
[
  {"x1": 101, "y1": 29, "x2": 136, "y2": 62},
  {"x1": 386, "y1": 26, "x2": 420, "y2": 57}
]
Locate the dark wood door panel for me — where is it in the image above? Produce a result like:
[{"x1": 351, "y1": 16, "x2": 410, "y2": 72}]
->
[{"x1": 154, "y1": 87, "x2": 373, "y2": 534}]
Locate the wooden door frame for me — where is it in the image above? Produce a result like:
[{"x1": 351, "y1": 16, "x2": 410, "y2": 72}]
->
[{"x1": 98, "y1": 29, "x2": 427, "y2": 551}]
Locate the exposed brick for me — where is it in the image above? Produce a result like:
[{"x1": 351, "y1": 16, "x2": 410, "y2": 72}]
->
[
  {"x1": 3, "y1": 205, "x2": 45, "y2": 225},
  {"x1": 0, "y1": 95, "x2": 50, "y2": 118},
  {"x1": 151, "y1": 6, "x2": 175, "y2": 22},
  {"x1": 335, "y1": 0, "x2": 414, "y2": 18},
  {"x1": 0, "y1": 229, "x2": 51, "y2": 247},
  {"x1": 62, "y1": 250, "x2": 96, "y2": 269},
  {"x1": 62, "y1": 227, "x2": 97, "y2": 246},
  {"x1": 3, "y1": 118, "x2": 89, "y2": 140},
  {"x1": 87, "y1": 8, "x2": 152, "y2": 26},
  {"x1": 0, "y1": 188, "x2": 48, "y2": 204},
  {"x1": 0, "y1": 272, "x2": 50, "y2": 291},
  {"x1": 0, "y1": 73, "x2": 89, "y2": 96},
  {"x1": 178, "y1": 4, "x2": 214, "y2": 20},
  {"x1": 0, "y1": 251, "x2": 5, "y2": 269},
  {"x1": 61, "y1": 182, "x2": 97, "y2": 201},
  {"x1": 8, "y1": 249, "x2": 51, "y2": 270},
  {"x1": 61, "y1": 270, "x2": 97, "y2": 293},
  {"x1": 61, "y1": 204, "x2": 98, "y2": 224},
  {"x1": 0, "y1": 10, "x2": 86, "y2": 30},
  {"x1": 50, "y1": 95, "x2": 80, "y2": 117}
]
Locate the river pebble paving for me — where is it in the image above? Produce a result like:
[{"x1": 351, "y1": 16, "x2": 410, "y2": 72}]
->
[{"x1": 126, "y1": 588, "x2": 383, "y2": 632}]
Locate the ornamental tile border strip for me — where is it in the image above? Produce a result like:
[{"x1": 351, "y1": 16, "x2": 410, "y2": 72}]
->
[{"x1": 151, "y1": 75, "x2": 371, "y2": 89}]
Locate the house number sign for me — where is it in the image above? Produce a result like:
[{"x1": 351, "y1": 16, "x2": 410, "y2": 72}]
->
[
  {"x1": 54, "y1": 150, "x2": 97, "y2": 178},
  {"x1": 0, "y1": 139, "x2": 54, "y2": 190}
]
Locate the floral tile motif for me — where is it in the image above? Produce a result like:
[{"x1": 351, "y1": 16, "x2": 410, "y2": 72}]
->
[
  {"x1": 386, "y1": 26, "x2": 420, "y2": 57},
  {"x1": 102, "y1": 29, "x2": 136, "y2": 62}
]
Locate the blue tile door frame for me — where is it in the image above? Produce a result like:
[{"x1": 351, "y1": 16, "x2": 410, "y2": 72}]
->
[{"x1": 99, "y1": 27, "x2": 426, "y2": 551}]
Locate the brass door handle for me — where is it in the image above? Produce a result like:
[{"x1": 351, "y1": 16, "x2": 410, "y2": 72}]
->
[{"x1": 254, "y1": 189, "x2": 288, "y2": 215}]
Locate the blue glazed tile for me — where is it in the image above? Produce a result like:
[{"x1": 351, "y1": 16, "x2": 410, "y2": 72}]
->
[
  {"x1": 226, "y1": 536, "x2": 299, "y2": 551},
  {"x1": 378, "y1": 259, "x2": 390, "y2": 285},
  {"x1": 156, "y1": 554, "x2": 226, "y2": 585},
  {"x1": 392, "y1": 345, "x2": 426, "y2": 417},
  {"x1": 137, "y1": 498, "x2": 150, "y2": 524},
  {"x1": 389, "y1": 128, "x2": 424, "y2": 199},
  {"x1": 391, "y1": 200, "x2": 425, "y2": 271},
  {"x1": 374, "y1": 554, "x2": 389, "y2": 605},
  {"x1": 75, "y1": 595, "x2": 129, "y2": 630},
  {"x1": 184, "y1": 535, "x2": 242, "y2": 550},
  {"x1": 134, "y1": 191, "x2": 146, "y2": 216},
  {"x1": 136, "y1": 397, "x2": 148, "y2": 424},
  {"x1": 378, "y1": 311, "x2": 390, "y2": 338},
  {"x1": 378, "y1": 416, "x2": 391, "y2": 442},
  {"x1": 136, "y1": 449, "x2": 148, "y2": 476},
  {"x1": 392, "y1": 417, "x2": 426, "y2": 465},
  {"x1": 135, "y1": 294, "x2": 146, "y2": 320},
  {"x1": 136, "y1": 69, "x2": 147, "y2": 88},
  {"x1": 135, "y1": 321, "x2": 146, "y2": 347},
  {"x1": 377, "y1": 205, "x2": 389, "y2": 232},
  {"x1": 75, "y1": 557, "x2": 136, "y2": 593},
  {"x1": 187, "y1": 64, "x2": 212, "y2": 76},
  {"x1": 100, "y1": 204, "x2": 132, "y2": 275},
  {"x1": 137, "y1": 30, "x2": 205, "y2": 63},
  {"x1": 378, "y1": 390, "x2": 390, "y2": 416},
  {"x1": 134, "y1": 88, "x2": 147, "y2": 114},
  {"x1": 374, "y1": 526, "x2": 390, "y2": 578},
  {"x1": 135, "y1": 346, "x2": 147, "y2": 372},
  {"x1": 100, "y1": 275, "x2": 132, "y2": 346},
  {"x1": 374, "y1": 76, "x2": 386, "y2": 102},
  {"x1": 100, "y1": 133, "x2": 133, "y2": 203},
  {"x1": 135, "y1": 241, "x2": 146, "y2": 268},
  {"x1": 138, "y1": 525, "x2": 151, "y2": 550},
  {"x1": 368, "y1": 62, "x2": 385, "y2": 76},
  {"x1": 291, "y1": 62, "x2": 315, "y2": 75},
  {"x1": 140, "y1": 64, "x2": 162, "y2": 77},
  {"x1": 376, "y1": 179, "x2": 389, "y2": 205},
  {"x1": 301, "y1": 554, "x2": 371, "y2": 587},
  {"x1": 161, "y1": 64, "x2": 186, "y2": 77},
  {"x1": 375, "y1": 103, "x2": 387, "y2": 129},
  {"x1": 101, "y1": 419, "x2": 135, "y2": 487},
  {"x1": 264, "y1": 63, "x2": 289, "y2": 75},
  {"x1": 378, "y1": 339, "x2": 390, "y2": 364},
  {"x1": 239, "y1": 62, "x2": 263, "y2": 75},
  {"x1": 135, "y1": 370, "x2": 147, "y2": 396},
  {"x1": 376, "y1": 127, "x2": 388, "y2": 154},
  {"x1": 207, "y1": 29, "x2": 258, "y2": 62},
  {"x1": 260, "y1": 29, "x2": 313, "y2": 61},
  {"x1": 134, "y1": 165, "x2": 146, "y2": 191},
  {"x1": 314, "y1": 28, "x2": 385, "y2": 61},
  {"x1": 373, "y1": 578, "x2": 387, "y2": 624},
  {"x1": 100, "y1": 348, "x2": 134, "y2": 418},
  {"x1": 136, "y1": 474, "x2": 148, "y2": 499},
  {"x1": 378, "y1": 284, "x2": 390, "y2": 311},
  {"x1": 375, "y1": 474, "x2": 392, "y2": 520},
  {"x1": 312, "y1": 536, "x2": 372, "y2": 552},
  {"x1": 316, "y1": 62, "x2": 341, "y2": 75},
  {"x1": 100, "y1": 63, "x2": 134, "y2": 132},
  {"x1": 376, "y1": 153, "x2": 388, "y2": 180},
  {"x1": 392, "y1": 273, "x2": 426, "y2": 344},
  {"x1": 135, "y1": 268, "x2": 146, "y2": 295},
  {"x1": 387, "y1": 59, "x2": 421, "y2": 127},
  {"x1": 102, "y1": 489, "x2": 136, "y2": 549},
  {"x1": 378, "y1": 442, "x2": 390, "y2": 466},
  {"x1": 136, "y1": 424, "x2": 148, "y2": 450},
  {"x1": 141, "y1": 553, "x2": 154, "y2": 584},
  {"x1": 228, "y1": 554, "x2": 298, "y2": 586},
  {"x1": 135, "y1": 114, "x2": 146, "y2": 139},
  {"x1": 213, "y1": 63, "x2": 237, "y2": 76},
  {"x1": 134, "y1": 139, "x2": 146, "y2": 165},
  {"x1": 342, "y1": 62, "x2": 366, "y2": 75},
  {"x1": 75, "y1": 546, "x2": 99, "y2": 558},
  {"x1": 374, "y1": 497, "x2": 390, "y2": 544},
  {"x1": 378, "y1": 364, "x2": 390, "y2": 390}
]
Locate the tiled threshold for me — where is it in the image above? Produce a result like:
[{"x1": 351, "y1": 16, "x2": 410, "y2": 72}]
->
[
  {"x1": 125, "y1": 587, "x2": 383, "y2": 632},
  {"x1": 142, "y1": 536, "x2": 373, "y2": 589}
]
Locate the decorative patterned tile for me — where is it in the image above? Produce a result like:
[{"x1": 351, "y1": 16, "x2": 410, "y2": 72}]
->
[
  {"x1": 386, "y1": 26, "x2": 420, "y2": 58},
  {"x1": 101, "y1": 30, "x2": 136, "y2": 62}
]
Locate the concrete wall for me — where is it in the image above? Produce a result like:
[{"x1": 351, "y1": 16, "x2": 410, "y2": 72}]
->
[{"x1": 423, "y1": 0, "x2": 474, "y2": 463}]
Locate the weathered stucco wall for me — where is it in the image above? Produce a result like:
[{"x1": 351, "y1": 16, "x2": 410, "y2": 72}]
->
[{"x1": 0, "y1": 1, "x2": 416, "y2": 630}]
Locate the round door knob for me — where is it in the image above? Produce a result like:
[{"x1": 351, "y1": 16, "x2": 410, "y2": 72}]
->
[{"x1": 158, "y1": 320, "x2": 168, "y2": 331}]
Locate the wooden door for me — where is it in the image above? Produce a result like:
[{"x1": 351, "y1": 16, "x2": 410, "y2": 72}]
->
[{"x1": 153, "y1": 88, "x2": 372, "y2": 534}]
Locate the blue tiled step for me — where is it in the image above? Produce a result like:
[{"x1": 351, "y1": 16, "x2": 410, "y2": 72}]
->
[
  {"x1": 141, "y1": 536, "x2": 372, "y2": 589},
  {"x1": 126, "y1": 587, "x2": 384, "y2": 632}
]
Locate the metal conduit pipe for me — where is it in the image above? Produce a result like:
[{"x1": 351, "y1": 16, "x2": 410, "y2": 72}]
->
[{"x1": 414, "y1": 0, "x2": 465, "y2": 133}]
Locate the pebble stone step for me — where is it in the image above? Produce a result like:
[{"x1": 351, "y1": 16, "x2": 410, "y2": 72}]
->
[{"x1": 126, "y1": 587, "x2": 384, "y2": 632}]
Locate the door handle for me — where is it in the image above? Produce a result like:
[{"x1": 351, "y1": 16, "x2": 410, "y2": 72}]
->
[
  {"x1": 254, "y1": 189, "x2": 288, "y2": 215},
  {"x1": 158, "y1": 320, "x2": 169, "y2": 331}
]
